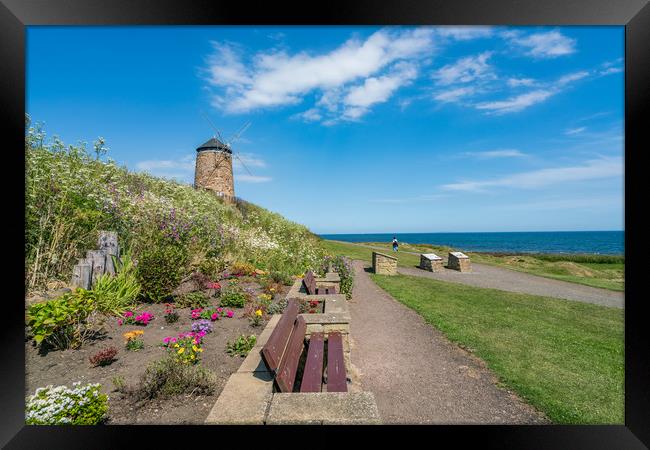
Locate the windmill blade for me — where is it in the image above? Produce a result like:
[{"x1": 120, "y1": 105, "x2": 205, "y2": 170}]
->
[
  {"x1": 233, "y1": 152, "x2": 253, "y2": 176},
  {"x1": 227, "y1": 121, "x2": 252, "y2": 146},
  {"x1": 200, "y1": 111, "x2": 225, "y2": 142}
]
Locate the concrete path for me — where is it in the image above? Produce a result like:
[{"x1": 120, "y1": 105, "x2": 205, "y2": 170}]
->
[
  {"x1": 348, "y1": 260, "x2": 548, "y2": 424},
  {"x1": 338, "y1": 242, "x2": 623, "y2": 308}
]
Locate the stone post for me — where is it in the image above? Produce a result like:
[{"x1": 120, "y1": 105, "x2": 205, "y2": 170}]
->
[
  {"x1": 71, "y1": 261, "x2": 92, "y2": 290},
  {"x1": 86, "y1": 250, "x2": 107, "y2": 286},
  {"x1": 98, "y1": 231, "x2": 119, "y2": 275}
]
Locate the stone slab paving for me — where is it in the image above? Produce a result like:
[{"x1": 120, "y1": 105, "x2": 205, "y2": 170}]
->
[{"x1": 348, "y1": 260, "x2": 549, "y2": 424}]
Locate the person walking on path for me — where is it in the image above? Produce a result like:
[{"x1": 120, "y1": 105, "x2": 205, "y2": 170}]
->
[{"x1": 392, "y1": 236, "x2": 399, "y2": 252}]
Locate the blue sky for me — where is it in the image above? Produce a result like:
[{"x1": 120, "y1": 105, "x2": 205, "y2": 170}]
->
[{"x1": 26, "y1": 26, "x2": 624, "y2": 234}]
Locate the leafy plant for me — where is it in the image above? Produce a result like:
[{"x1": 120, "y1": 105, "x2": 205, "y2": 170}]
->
[
  {"x1": 267, "y1": 298, "x2": 288, "y2": 315},
  {"x1": 268, "y1": 271, "x2": 293, "y2": 286},
  {"x1": 123, "y1": 330, "x2": 144, "y2": 351},
  {"x1": 136, "y1": 355, "x2": 215, "y2": 400},
  {"x1": 91, "y1": 250, "x2": 140, "y2": 315},
  {"x1": 137, "y1": 243, "x2": 189, "y2": 303},
  {"x1": 330, "y1": 255, "x2": 354, "y2": 300},
  {"x1": 230, "y1": 262, "x2": 257, "y2": 276},
  {"x1": 219, "y1": 285, "x2": 248, "y2": 308},
  {"x1": 161, "y1": 332, "x2": 205, "y2": 365},
  {"x1": 27, "y1": 290, "x2": 98, "y2": 350},
  {"x1": 164, "y1": 304, "x2": 179, "y2": 323},
  {"x1": 112, "y1": 376, "x2": 126, "y2": 392},
  {"x1": 89, "y1": 346, "x2": 118, "y2": 367},
  {"x1": 177, "y1": 291, "x2": 209, "y2": 309},
  {"x1": 25, "y1": 382, "x2": 108, "y2": 425},
  {"x1": 226, "y1": 334, "x2": 257, "y2": 357}
]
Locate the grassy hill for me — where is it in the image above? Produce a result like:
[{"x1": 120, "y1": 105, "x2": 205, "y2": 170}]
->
[{"x1": 25, "y1": 119, "x2": 324, "y2": 295}]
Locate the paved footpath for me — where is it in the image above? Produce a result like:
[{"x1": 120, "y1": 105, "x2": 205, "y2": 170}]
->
[
  {"x1": 348, "y1": 260, "x2": 549, "y2": 424},
  {"x1": 341, "y1": 242, "x2": 623, "y2": 308}
]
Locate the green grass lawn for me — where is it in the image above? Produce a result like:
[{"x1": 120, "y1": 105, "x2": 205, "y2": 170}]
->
[
  {"x1": 320, "y1": 239, "x2": 422, "y2": 268},
  {"x1": 370, "y1": 273, "x2": 624, "y2": 424},
  {"x1": 321, "y1": 239, "x2": 624, "y2": 292}
]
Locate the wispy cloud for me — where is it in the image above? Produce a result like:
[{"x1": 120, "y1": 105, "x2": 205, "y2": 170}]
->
[
  {"x1": 564, "y1": 127, "x2": 586, "y2": 135},
  {"x1": 432, "y1": 51, "x2": 495, "y2": 86},
  {"x1": 463, "y1": 149, "x2": 526, "y2": 159},
  {"x1": 433, "y1": 86, "x2": 476, "y2": 103},
  {"x1": 435, "y1": 26, "x2": 494, "y2": 41},
  {"x1": 475, "y1": 89, "x2": 554, "y2": 114},
  {"x1": 507, "y1": 77, "x2": 537, "y2": 87},
  {"x1": 441, "y1": 156, "x2": 622, "y2": 192},
  {"x1": 237, "y1": 174, "x2": 272, "y2": 183},
  {"x1": 504, "y1": 29, "x2": 577, "y2": 58},
  {"x1": 205, "y1": 27, "x2": 436, "y2": 121}
]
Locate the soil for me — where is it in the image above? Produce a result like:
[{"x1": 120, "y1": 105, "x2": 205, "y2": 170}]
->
[{"x1": 25, "y1": 277, "x2": 290, "y2": 425}]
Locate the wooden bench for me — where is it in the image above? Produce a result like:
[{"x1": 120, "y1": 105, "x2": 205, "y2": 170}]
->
[
  {"x1": 303, "y1": 270, "x2": 338, "y2": 295},
  {"x1": 261, "y1": 299, "x2": 347, "y2": 393}
]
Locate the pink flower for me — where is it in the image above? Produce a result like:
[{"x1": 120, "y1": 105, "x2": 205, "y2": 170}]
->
[
  {"x1": 211, "y1": 313, "x2": 218, "y2": 321},
  {"x1": 217, "y1": 307, "x2": 223, "y2": 313},
  {"x1": 226, "y1": 310, "x2": 234, "y2": 318},
  {"x1": 117, "y1": 319, "x2": 123, "y2": 326},
  {"x1": 124, "y1": 311, "x2": 134, "y2": 318},
  {"x1": 163, "y1": 336, "x2": 172, "y2": 344}
]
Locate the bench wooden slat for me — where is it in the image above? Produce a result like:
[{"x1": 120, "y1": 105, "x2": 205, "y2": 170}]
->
[
  {"x1": 303, "y1": 270, "x2": 317, "y2": 295},
  {"x1": 275, "y1": 316, "x2": 307, "y2": 393},
  {"x1": 326, "y1": 332, "x2": 347, "y2": 392},
  {"x1": 300, "y1": 332, "x2": 325, "y2": 393},
  {"x1": 261, "y1": 299, "x2": 299, "y2": 372}
]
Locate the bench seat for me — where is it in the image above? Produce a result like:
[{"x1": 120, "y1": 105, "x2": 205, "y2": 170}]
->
[{"x1": 261, "y1": 299, "x2": 347, "y2": 393}]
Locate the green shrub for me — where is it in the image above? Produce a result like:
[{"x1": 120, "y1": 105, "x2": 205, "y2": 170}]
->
[
  {"x1": 92, "y1": 251, "x2": 140, "y2": 315},
  {"x1": 137, "y1": 243, "x2": 188, "y2": 303},
  {"x1": 197, "y1": 256, "x2": 226, "y2": 279},
  {"x1": 136, "y1": 356, "x2": 216, "y2": 400},
  {"x1": 176, "y1": 291, "x2": 209, "y2": 309},
  {"x1": 219, "y1": 285, "x2": 248, "y2": 308},
  {"x1": 27, "y1": 290, "x2": 98, "y2": 350},
  {"x1": 26, "y1": 382, "x2": 108, "y2": 425},
  {"x1": 323, "y1": 255, "x2": 354, "y2": 300},
  {"x1": 268, "y1": 271, "x2": 293, "y2": 286},
  {"x1": 230, "y1": 261, "x2": 257, "y2": 276},
  {"x1": 226, "y1": 335, "x2": 257, "y2": 357},
  {"x1": 267, "y1": 298, "x2": 288, "y2": 315}
]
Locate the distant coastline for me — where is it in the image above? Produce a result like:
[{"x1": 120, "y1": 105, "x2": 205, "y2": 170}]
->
[{"x1": 319, "y1": 231, "x2": 624, "y2": 255}]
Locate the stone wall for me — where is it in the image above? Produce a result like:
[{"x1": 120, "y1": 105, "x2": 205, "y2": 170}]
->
[
  {"x1": 194, "y1": 150, "x2": 234, "y2": 197},
  {"x1": 448, "y1": 251, "x2": 472, "y2": 272},
  {"x1": 372, "y1": 251, "x2": 397, "y2": 275},
  {"x1": 419, "y1": 254, "x2": 443, "y2": 272}
]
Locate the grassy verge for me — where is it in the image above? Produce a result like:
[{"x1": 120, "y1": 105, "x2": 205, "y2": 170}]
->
[
  {"x1": 320, "y1": 240, "x2": 422, "y2": 268},
  {"x1": 322, "y1": 239, "x2": 624, "y2": 292},
  {"x1": 370, "y1": 273, "x2": 624, "y2": 424}
]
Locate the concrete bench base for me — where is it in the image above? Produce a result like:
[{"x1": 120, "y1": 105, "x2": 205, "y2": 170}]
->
[{"x1": 266, "y1": 392, "x2": 381, "y2": 424}]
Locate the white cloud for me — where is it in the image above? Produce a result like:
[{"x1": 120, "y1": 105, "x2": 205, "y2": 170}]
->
[
  {"x1": 565, "y1": 127, "x2": 586, "y2": 135},
  {"x1": 475, "y1": 89, "x2": 554, "y2": 114},
  {"x1": 205, "y1": 28, "x2": 436, "y2": 116},
  {"x1": 506, "y1": 30, "x2": 576, "y2": 58},
  {"x1": 475, "y1": 70, "x2": 589, "y2": 114},
  {"x1": 600, "y1": 67, "x2": 623, "y2": 75},
  {"x1": 441, "y1": 157, "x2": 622, "y2": 192},
  {"x1": 434, "y1": 86, "x2": 476, "y2": 103},
  {"x1": 233, "y1": 153, "x2": 266, "y2": 169},
  {"x1": 433, "y1": 51, "x2": 494, "y2": 85},
  {"x1": 435, "y1": 26, "x2": 493, "y2": 41},
  {"x1": 507, "y1": 77, "x2": 537, "y2": 87},
  {"x1": 464, "y1": 149, "x2": 526, "y2": 159},
  {"x1": 237, "y1": 174, "x2": 272, "y2": 183},
  {"x1": 342, "y1": 63, "x2": 418, "y2": 119},
  {"x1": 557, "y1": 71, "x2": 589, "y2": 86}
]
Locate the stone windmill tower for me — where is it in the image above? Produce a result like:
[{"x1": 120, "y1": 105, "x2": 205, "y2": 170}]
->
[
  {"x1": 194, "y1": 116, "x2": 252, "y2": 200},
  {"x1": 194, "y1": 137, "x2": 235, "y2": 198}
]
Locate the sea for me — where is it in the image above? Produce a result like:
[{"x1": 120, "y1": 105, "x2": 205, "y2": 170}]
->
[{"x1": 319, "y1": 231, "x2": 624, "y2": 255}]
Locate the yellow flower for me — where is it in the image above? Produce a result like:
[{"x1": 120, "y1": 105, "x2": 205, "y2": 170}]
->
[
  {"x1": 177, "y1": 347, "x2": 185, "y2": 354},
  {"x1": 174, "y1": 343, "x2": 179, "y2": 348},
  {"x1": 192, "y1": 345, "x2": 199, "y2": 352},
  {"x1": 255, "y1": 309, "x2": 263, "y2": 317}
]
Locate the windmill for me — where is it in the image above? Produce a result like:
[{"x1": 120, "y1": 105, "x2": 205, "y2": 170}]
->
[{"x1": 194, "y1": 112, "x2": 253, "y2": 199}]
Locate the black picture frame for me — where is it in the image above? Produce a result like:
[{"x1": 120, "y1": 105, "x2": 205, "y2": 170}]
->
[{"x1": 2, "y1": 0, "x2": 648, "y2": 448}]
